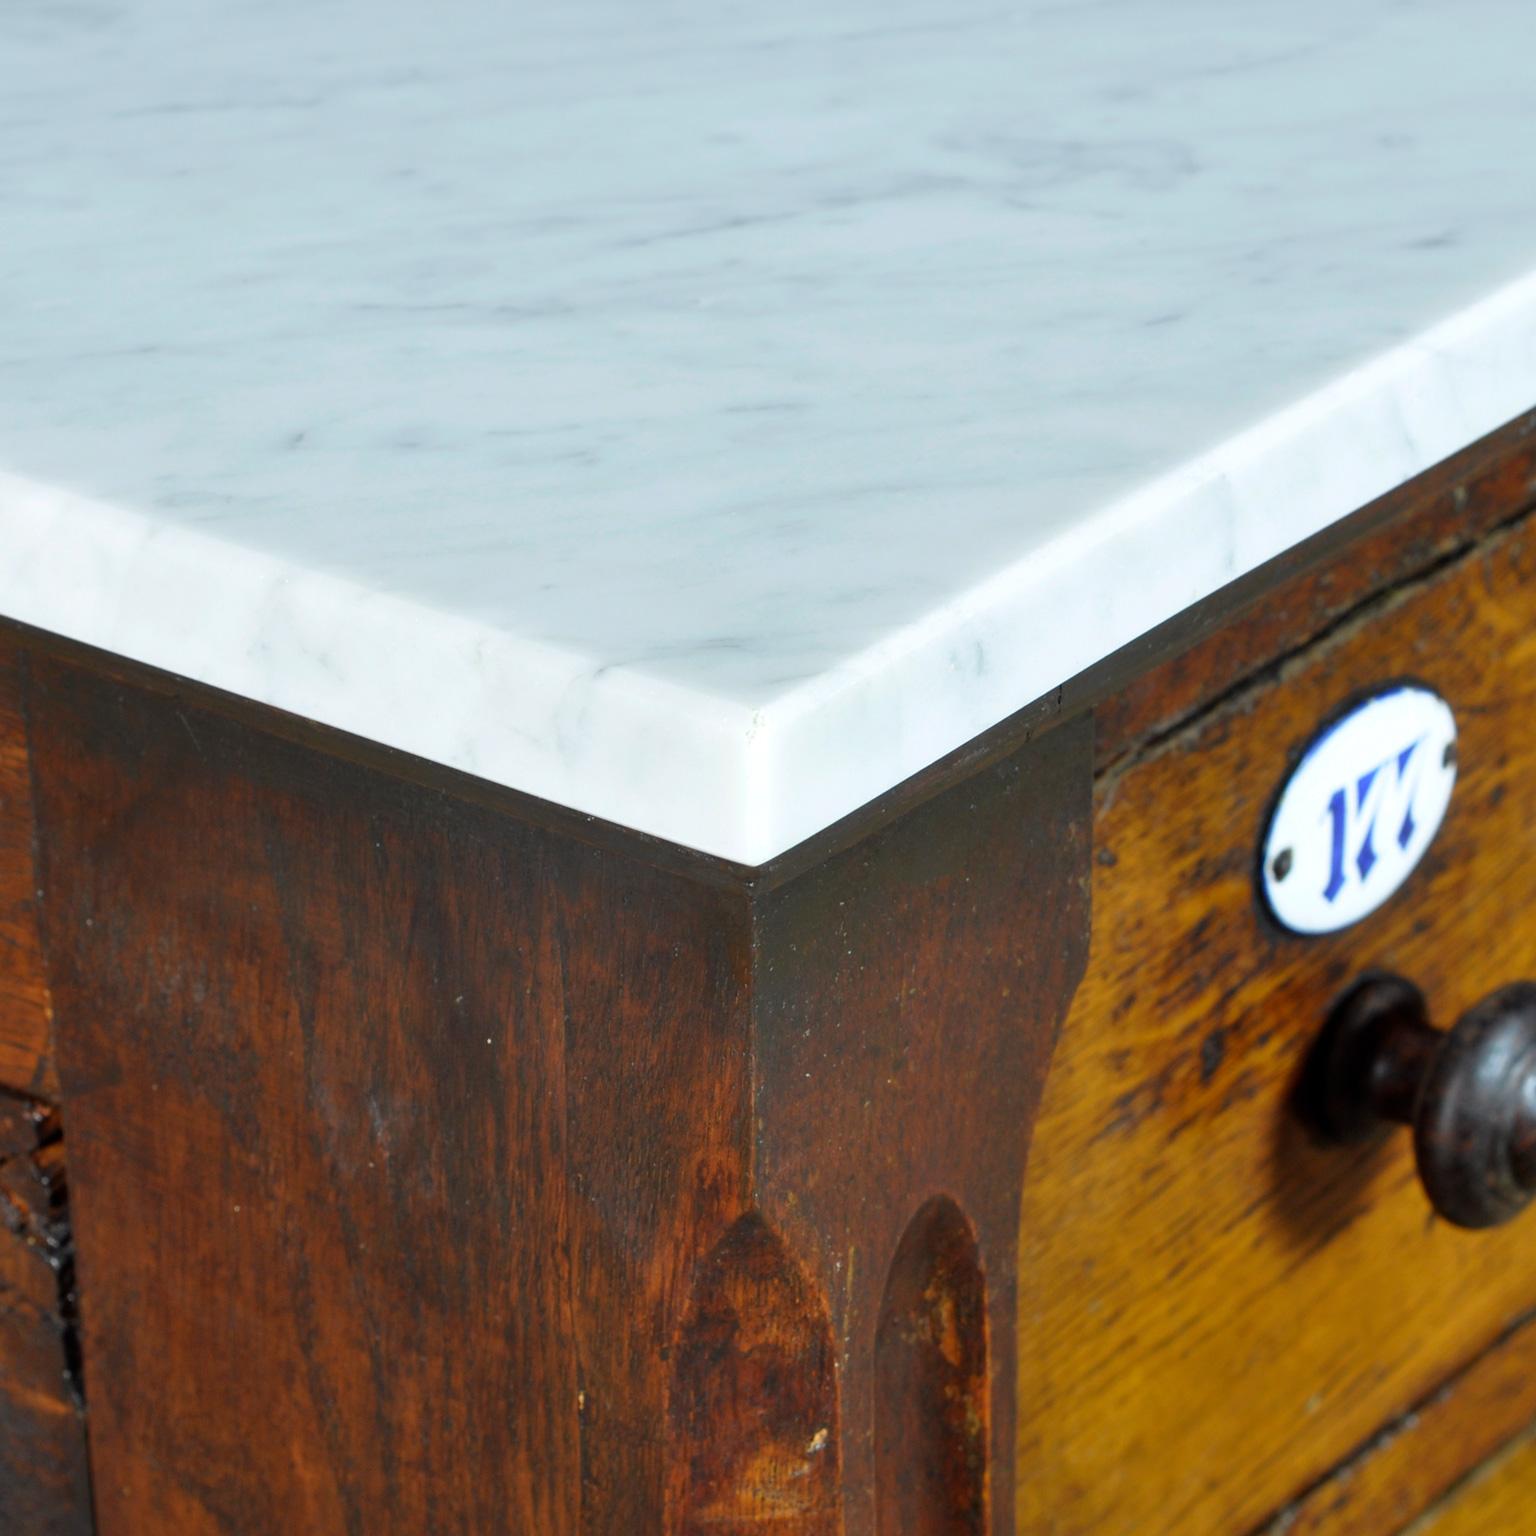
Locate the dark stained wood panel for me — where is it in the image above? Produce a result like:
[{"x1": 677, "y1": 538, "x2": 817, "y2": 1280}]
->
[
  {"x1": 874, "y1": 1196, "x2": 988, "y2": 1536},
  {"x1": 754, "y1": 713, "x2": 1093, "y2": 1536},
  {"x1": 27, "y1": 655, "x2": 753, "y2": 1536},
  {"x1": 553, "y1": 823, "x2": 753, "y2": 1532},
  {"x1": 669, "y1": 1212, "x2": 841, "y2": 1535},
  {"x1": 26, "y1": 625, "x2": 1094, "y2": 1536},
  {"x1": 0, "y1": 637, "x2": 56, "y2": 1096},
  {"x1": 0, "y1": 1090, "x2": 92, "y2": 1536}
]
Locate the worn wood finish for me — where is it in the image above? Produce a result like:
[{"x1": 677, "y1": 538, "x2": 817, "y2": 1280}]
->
[
  {"x1": 28, "y1": 655, "x2": 754, "y2": 1535},
  {"x1": 874, "y1": 1197, "x2": 989, "y2": 1535},
  {"x1": 0, "y1": 1090, "x2": 92, "y2": 1535},
  {"x1": 0, "y1": 636, "x2": 55, "y2": 1097},
  {"x1": 669, "y1": 1213, "x2": 841, "y2": 1535},
  {"x1": 26, "y1": 645, "x2": 1091, "y2": 1535},
  {"x1": 1016, "y1": 510, "x2": 1536, "y2": 1536},
  {"x1": 753, "y1": 714, "x2": 1092, "y2": 1535}
]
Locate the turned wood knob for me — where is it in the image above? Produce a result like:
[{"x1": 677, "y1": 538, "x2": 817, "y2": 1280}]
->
[{"x1": 1303, "y1": 974, "x2": 1536, "y2": 1229}]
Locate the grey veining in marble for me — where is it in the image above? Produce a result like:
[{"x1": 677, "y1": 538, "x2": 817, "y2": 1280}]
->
[{"x1": 3, "y1": 0, "x2": 1535, "y2": 859}]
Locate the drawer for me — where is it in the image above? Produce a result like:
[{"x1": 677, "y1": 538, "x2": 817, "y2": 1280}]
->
[
  {"x1": 1413, "y1": 1425, "x2": 1536, "y2": 1534},
  {"x1": 0, "y1": 632, "x2": 53, "y2": 1096},
  {"x1": 1016, "y1": 514, "x2": 1536, "y2": 1534}
]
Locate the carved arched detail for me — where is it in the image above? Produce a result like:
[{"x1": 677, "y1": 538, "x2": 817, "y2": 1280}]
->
[
  {"x1": 874, "y1": 1195, "x2": 988, "y2": 1535},
  {"x1": 669, "y1": 1212, "x2": 841, "y2": 1534}
]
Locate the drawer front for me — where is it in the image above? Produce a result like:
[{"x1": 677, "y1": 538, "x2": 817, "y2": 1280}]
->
[
  {"x1": 1413, "y1": 1428, "x2": 1536, "y2": 1535},
  {"x1": 1017, "y1": 514, "x2": 1536, "y2": 1535},
  {"x1": 0, "y1": 631, "x2": 53, "y2": 1096}
]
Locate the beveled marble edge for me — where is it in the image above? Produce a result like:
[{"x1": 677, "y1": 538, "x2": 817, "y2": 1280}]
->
[{"x1": 5, "y1": 269, "x2": 1536, "y2": 863}]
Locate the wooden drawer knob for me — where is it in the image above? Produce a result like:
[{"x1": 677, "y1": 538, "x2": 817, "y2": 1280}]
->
[{"x1": 1303, "y1": 974, "x2": 1536, "y2": 1229}]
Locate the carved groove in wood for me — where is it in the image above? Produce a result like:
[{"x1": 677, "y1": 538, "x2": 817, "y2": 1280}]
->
[
  {"x1": 669, "y1": 1212, "x2": 842, "y2": 1535},
  {"x1": 875, "y1": 1195, "x2": 988, "y2": 1536}
]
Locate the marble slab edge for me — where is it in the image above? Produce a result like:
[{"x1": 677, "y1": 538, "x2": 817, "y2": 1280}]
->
[{"x1": 5, "y1": 269, "x2": 1536, "y2": 865}]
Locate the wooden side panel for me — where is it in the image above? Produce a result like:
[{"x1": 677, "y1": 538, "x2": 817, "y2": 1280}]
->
[
  {"x1": 1017, "y1": 514, "x2": 1536, "y2": 1535},
  {"x1": 874, "y1": 1196, "x2": 988, "y2": 1536},
  {"x1": 754, "y1": 714, "x2": 1093, "y2": 1536},
  {"x1": 27, "y1": 656, "x2": 752, "y2": 1536},
  {"x1": 558, "y1": 872, "x2": 754, "y2": 1535},
  {"x1": 0, "y1": 637, "x2": 55, "y2": 1096},
  {"x1": 0, "y1": 1091, "x2": 92, "y2": 1535}
]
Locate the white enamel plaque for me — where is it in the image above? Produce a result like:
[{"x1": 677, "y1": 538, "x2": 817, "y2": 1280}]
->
[{"x1": 1261, "y1": 685, "x2": 1457, "y2": 936}]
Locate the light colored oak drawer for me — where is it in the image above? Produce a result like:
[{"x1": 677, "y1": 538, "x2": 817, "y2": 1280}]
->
[
  {"x1": 1409, "y1": 1427, "x2": 1536, "y2": 1535},
  {"x1": 1017, "y1": 512, "x2": 1536, "y2": 1535}
]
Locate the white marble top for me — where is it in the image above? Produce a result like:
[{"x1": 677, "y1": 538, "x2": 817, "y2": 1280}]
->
[{"x1": 4, "y1": 1, "x2": 1536, "y2": 862}]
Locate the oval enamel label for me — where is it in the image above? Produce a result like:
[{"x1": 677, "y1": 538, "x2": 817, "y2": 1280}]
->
[{"x1": 1261, "y1": 685, "x2": 1457, "y2": 935}]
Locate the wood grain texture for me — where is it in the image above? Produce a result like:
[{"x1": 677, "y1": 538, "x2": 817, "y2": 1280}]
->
[
  {"x1": 0, "y1": 635, "x2": 55, "y2": 1097},
  {"x1": 26, "y1": 645, "x2": 1092, "y2": 1536},
  {"x1": 669, "y1": 1213, "x2": 841, "y2": 1535},
  {"x1": 754, "y1": 713, "x2": 1093, "y2": 1536},
  {"x1": 27, "y1": 654, "x2": 754, "y2": 1536},
  {"x1": 1016, "y1": 510, "x2": 1536, "y2": 1536},
  {"x1": 1406, "y1": 1422, "x2": 1536, "y2": 1535},
  {"x1": 874, "y1": 1196, "x2": 988, "y2": 1536},
  {"x1": 0, "y1": 1090, "x2": 92, "y2": 1536},
  {"x1": 1261, "y1": 1312, "x2": 1536, "y2": 1536}
]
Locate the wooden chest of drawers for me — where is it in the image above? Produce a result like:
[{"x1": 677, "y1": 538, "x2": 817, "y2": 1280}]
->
[
  {"x1": 1019, "y1": 418, "x2": 1536, "y2": 1536},
  {"x1": 11, "y1": 0, "x2": 1536, "y2": 1527},
  {"x1": 4, "y1": 416, "x2": 1536, "y2": 1533}
]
